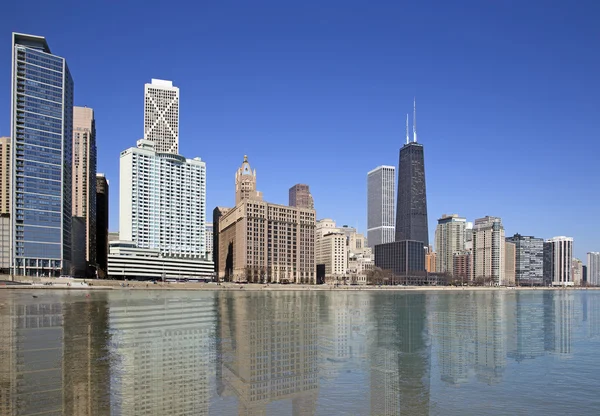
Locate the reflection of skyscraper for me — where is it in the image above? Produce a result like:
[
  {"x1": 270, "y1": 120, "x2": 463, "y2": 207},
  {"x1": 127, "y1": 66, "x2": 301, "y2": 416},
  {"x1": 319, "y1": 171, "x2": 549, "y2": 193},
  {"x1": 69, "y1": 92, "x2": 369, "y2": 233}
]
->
[
  {"x1": 506, "y1": 292, "x2": 545, "y2": 362},
  {"x1": 474, "y1": 292, "x2": 506, "y2": 385},
  {"x1": 544, "y1": 291, "x2": 574, "y2": 357},
  {"x1": 216, "y1": 292, "x2": 320, "y2": 416},
  {"x1": 369, "y1": 293, "x2": 431, "y2": 415},
  {"x1": 109, "y1": 292, "x2": 215, "y2": 415}
]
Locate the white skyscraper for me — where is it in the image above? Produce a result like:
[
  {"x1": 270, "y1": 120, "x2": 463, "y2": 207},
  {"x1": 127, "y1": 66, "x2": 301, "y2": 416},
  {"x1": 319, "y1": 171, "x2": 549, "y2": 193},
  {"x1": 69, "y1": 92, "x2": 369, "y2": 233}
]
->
[
  {"x1": 120, "y1": 139, "x2": 206, "y2": 257},
  {"x1": 587, "y1": 252, "x2": 600, "y2": 286},
  {"x1": 544, "y1": 236, "x2": 573, "y2": 286},
  {"x1": 144, "y1": 79, "x2": 179, "y2": 154},
  {"x1": 367, "y1": 165, "x2": 395, "y2": 247}
]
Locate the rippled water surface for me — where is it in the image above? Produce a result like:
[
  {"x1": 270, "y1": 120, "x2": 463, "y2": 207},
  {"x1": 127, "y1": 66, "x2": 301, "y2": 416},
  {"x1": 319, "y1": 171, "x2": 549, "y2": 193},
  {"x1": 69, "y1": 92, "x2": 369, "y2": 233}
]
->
[{"x1": 1, "y1": 289, "x2": 600, "y2": 415}]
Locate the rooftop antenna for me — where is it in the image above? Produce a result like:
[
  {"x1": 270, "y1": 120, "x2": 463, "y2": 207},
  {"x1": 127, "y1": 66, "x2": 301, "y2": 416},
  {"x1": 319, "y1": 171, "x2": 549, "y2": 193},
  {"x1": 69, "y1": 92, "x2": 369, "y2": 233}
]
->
[
  {"x1": 413, "y1": 97, "x2": 417, "y2": 142},
  {"x1": 405, "y1": 113, "x2": 409, "y2": 144}
]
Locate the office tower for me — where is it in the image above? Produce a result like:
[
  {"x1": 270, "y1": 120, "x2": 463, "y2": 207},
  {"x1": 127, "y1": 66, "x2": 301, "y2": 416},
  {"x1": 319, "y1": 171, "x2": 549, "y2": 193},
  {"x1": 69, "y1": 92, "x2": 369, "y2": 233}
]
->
[
  {"x1": 71, "y1": 216, "x2": 86, "y2": 276},
  {"x1": 216, "y1": 156, "x2": 316, "y2": 283},
  {"x1": 472, "y1": 216, "x2": 505, "y2": 285},
  {"x1": 143, "y1": 79, "x2": 179, "y2": 154},
  {"x1": 367, "y1": 165, "x2": 395, "y2": 247},
  {"x1": 11, "y1": 33, "x2": 73, "y2": 276},
  {"x1": 374, "y1": 240, "x2": 425, "y2": 277},
  {"x1": 72, "y1": 106, "x2": 97, "y2": 268},
  {"x1": 434, "y1": 214, "x2": 466, "y2": 274},
  {"x1": 120, "y1": 140, "x2": 206, "y2": 257},
  {"x1": 395, "y1": 100, "x2": 428, "y2": 245},
  {"x1": 212, "y1": 207, "x2": 230, "y2": 281},
  {"x1": 205, "y1": 222, "x2": 213, "y2": 261},
  {"x1": 543, "y1": 236, "x2": 573, "y2": 286},
  {"x1": 289, "y1": 183, "x2": 314, "y2": 209},
  {"x1": 235, "y1": 155, "x2": 262, "y2": 205},
  {"x1": 0, "y1": 137, "x2": 9, "y2": 214},
  {"x1": 505, "y1": 241, "x2": 516, "y2": 286},
  {"x1": 506, "y1": 234, "x2": 544, "y2": 286},
  {"x1": 587, "y1": 252, "x2": 600, "y2": 286},
  {"x1": 315, "y1": 219, "x2": 347, "y2": 281},
  {"x1": 96, "y1": 174, "x2": 109, "y2": 276},
  {"x1": 582, "y1": 265, "x2": 588, "y2": 284},
  {"x1": 572, "y1": 258, "x2": 583, "y2": 286}
]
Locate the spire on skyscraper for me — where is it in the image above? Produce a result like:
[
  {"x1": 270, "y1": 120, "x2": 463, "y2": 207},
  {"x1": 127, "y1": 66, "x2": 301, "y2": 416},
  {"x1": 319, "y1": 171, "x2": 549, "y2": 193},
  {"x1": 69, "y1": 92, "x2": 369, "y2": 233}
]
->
[
  {"x1": 413, "y1": 97, "x2": 417, "y2": 143},
  {"x1": 406, "y1": 113, "x2": 409, "y2": 144}
]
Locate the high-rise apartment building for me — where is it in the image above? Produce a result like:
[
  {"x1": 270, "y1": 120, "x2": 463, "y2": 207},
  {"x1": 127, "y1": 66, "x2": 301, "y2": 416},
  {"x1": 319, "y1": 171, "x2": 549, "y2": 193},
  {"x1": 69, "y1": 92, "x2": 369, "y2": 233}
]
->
[
  {"x1": 367, "y1": 165, "x2": 395, "y2": 247},
  {"x1": 435, "y1": 214, "x2": 466, "y2": 275},
  {"x1": 289, "y1": 184, "x2": 314, "y2": 209},
  {"x1": 144, "y1": 79, "x2": 179, "y2": 154},
  {"x1": 395, "y1": 101, "x2": 428, "y2": 246},
  {"x1": 11, "y1": 33, "x2": 74, "y2": 276},
  {"x1": 425, "y1": 247, "x2": 437, "y2": 273},
  {"x1": 0, "y1": 137, "x2": 9, "y2": 214},
  {"x1": 505, "y1": 234, "x2": 544, "y2": 286},
  {"x1": 216, "y1": 156, "x2": 316, "y2": 283},
  {"x1": 543, "y1": 236, "x2": 573, "y2": 286},
  {"x1": 453, "y1": 251, "x2": 472, "y2": 283},
  {"x1": 572, "y1": 258, "x2": 583, "y2": 286},
  {"x1": 72, "y1": 106, "x2": 96, "y2": 267},
  {"x1": 205, "y1": 222, "x2": 213, "y2": 261},
  {"x1": 120, "y1": 140, "x2": 206, "y2": 257},
  {"x1": 96, "y1": 174, "x2": 109, "y2": 276},
  {"x1": 315, "y1": 219, "x2": 348, "y2": 281},
  {"x1": 472, "y1": 216, "x2": 505, "y2": 285},
  {"x1": 505, "y1": 241, "x2": 516, "y2": 286},
  {"x1": 587, "y1": 252, "x2": 600, "y2": 286}
]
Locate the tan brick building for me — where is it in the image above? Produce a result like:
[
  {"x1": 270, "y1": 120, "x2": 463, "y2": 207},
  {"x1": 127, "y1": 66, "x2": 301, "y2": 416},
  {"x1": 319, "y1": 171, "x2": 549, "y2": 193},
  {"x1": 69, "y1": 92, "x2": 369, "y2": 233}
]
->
[{"x1": 217, "y1": 156, "x2": 316, "y2": 283}]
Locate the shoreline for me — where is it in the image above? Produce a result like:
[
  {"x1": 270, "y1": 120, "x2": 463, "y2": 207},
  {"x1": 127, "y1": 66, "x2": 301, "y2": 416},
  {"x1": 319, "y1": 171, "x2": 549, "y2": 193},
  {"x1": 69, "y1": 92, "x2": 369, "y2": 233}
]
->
[{"x1": 1, "y1": 277, "x2": 598, "y2": 292}]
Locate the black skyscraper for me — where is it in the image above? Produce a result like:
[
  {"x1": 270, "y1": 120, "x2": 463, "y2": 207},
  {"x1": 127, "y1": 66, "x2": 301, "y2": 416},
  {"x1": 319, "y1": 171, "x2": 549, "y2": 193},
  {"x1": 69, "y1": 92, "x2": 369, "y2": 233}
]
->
[{"x1": 395, "y1": 102, "x2": 428, "y2": 246}]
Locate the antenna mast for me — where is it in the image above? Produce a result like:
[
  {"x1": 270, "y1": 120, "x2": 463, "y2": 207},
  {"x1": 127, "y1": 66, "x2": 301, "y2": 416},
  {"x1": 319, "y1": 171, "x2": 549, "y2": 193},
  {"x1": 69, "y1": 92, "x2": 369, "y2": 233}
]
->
[
  {"x1": 405, "y1": 113, "x2": 409, "y2": 144},
  {"x1": 413, "y1": 97, "x2": 417, "y2": 142}
]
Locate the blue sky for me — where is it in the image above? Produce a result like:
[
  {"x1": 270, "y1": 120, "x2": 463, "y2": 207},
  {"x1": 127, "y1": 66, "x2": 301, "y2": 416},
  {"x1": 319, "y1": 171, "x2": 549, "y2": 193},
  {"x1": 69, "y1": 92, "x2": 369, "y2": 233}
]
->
[{"x1": 1, "y1": 0, "x2": 599, "y2": 260}]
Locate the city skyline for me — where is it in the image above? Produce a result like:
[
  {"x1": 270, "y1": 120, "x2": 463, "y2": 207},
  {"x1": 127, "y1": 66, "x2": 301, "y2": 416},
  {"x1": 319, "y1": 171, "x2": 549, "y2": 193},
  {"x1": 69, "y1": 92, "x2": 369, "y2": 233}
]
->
[{"x1": 1, "y1": 1, "x2": 599, "y2": 261}]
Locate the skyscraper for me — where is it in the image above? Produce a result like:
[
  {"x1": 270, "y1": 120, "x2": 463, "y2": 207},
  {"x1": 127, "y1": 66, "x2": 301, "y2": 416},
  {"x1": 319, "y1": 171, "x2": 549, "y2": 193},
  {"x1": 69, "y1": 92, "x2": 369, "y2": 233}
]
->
[
  {"x1": 472, "y1": 216, "x2": 505, "y2": 285},
  {"x1": 0, "y1": 137, "x2": 9, "y2": 214},
  {"x1": 543, "y1": 236, "x2": 573, "y2": 286},
  {"x1": 289, "y1": 184, "x2": 314, "y2": 209},
  {"x1": 120, "y1": 139, "x2": 206, "y2": 257},
  {"x1": 587, "y1": 252, "x2": 600, "y2": 286},
  {"x1": 395, "y1": 101, "x2": 428, "y2": 246},
  {"x1": 11, "y1": 33, "x2": 73, "y2": 276},
  {"x1": 506, "y1": 234, "x2": 544, "y2": 286},
  {"x1": 434, "y1": 214, "x2": 466, "y2": 275},
  {"x1": 144, "y1": 79, "x2": 179, "y2": 154},
  {"x1": 72, "y1": 106, "x2": 97, "y2": 268},
  {"x1": 96, "y1": 174, "x2": 109, "y2": 276},
  {"x1": 367, "y1": 165, "x2": 395, "y2": 247}
]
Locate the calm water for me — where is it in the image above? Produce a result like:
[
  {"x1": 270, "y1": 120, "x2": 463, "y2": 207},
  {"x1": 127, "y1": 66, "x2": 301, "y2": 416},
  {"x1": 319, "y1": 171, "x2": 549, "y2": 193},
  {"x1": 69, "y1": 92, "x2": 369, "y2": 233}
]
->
[{"x1": 1, "y1": 289, "x2": 600, "y2": 415}]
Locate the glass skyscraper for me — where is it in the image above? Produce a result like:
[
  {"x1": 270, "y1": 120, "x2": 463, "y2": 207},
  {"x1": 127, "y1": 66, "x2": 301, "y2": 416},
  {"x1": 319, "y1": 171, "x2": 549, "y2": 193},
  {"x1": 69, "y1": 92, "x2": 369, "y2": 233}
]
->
[{"x1": 10, "y1": 33, "x2": 73, "y2": 276}]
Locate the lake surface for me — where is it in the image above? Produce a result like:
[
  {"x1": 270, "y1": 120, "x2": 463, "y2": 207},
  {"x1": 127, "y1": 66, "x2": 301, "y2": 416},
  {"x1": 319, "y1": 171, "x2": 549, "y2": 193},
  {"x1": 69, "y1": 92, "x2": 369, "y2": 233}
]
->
[{"x1": 1, "y1": 289, "x2": 599, "y2": 415}]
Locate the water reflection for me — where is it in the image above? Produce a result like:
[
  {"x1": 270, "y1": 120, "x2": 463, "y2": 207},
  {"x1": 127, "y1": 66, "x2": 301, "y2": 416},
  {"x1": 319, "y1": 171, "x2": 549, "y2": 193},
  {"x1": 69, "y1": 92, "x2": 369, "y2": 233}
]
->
[{"x1": 1, "y1": 290, "x2": 600, "y2": 415}]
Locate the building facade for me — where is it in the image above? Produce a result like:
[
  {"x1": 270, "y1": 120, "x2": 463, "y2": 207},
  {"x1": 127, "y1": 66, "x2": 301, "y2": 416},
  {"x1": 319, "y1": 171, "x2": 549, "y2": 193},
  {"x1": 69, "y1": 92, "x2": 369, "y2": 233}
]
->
[
  {"x1": 205, "y1": 222, "x2": 213, "y2": 261},
  {"x1": 216, "y1": 156, "x2": 316, "y2": 283},
  {"x1": 96, "y1": 174, "x2": 109, "y2": 276},
  {"x1": 120, "y1": 140, "x2": 206, "y2": 258},
  {"x1": 144, "y1": 79, "x2": 179, "y2": 154},
  {"x1": 72, "y1": 106, "x2": 96, "y2": 268},
  {"x1": 472, "y1": 216, "x2": 505, "y2": 285},
  {"x1": 374, "y1": 240, "x2": 425, "y2": 276},
  {"x1": 543, "y1": 236, "x2": 573, "y2": 286},
  {"x1": 107, "y1": 241, "x2": 214, "y2": 280},
  {"x1": 587, "y1": 252, "x2": 600, "y2": 286},
  {"x1": 425, "y1": 248, "x2": 437, "y2": 273},
  {"x1": 318, "y1": 232, "x2": 347, "y2": 281},
  {"x1": 505, "y1": 241, "x2": 516, "y2": 286},
  {"x1": 11, "y1": 33, "x2": 74, "y2": 276},
  {"x1": 367, "y1": 165, "x2": 395, "y2": 247},
  {"x1": 0, "y1": 137, "x2": 9, "y2": 214},
  {"x1": 572, "y1": 258, "x2": 583, "y2": 286},
  {"x1": 453, "y1": 251, "x2": 472, "y2": 283},
  {"x1": 289, "y1": 184, "x2": 314, "y2": 209},
  {"x1": 505, "y1": 234, "x2": 544, "y2": 286},
  {"x1": 435, "y1": 214, "x2": 466, "y2": 275}
]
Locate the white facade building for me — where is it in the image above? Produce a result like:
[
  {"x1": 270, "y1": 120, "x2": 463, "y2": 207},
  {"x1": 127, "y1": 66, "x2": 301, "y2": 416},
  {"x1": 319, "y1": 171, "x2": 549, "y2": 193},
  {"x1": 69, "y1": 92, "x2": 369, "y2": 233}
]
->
[
  {"x1": 367, "y1": 165, "x2": 395, "y2": 247},
  {"x1": 120, "y1": 139, "x2": 206, "y2": 258},
  {"x1": 544, "y1": 236, "x2": 573, "y2": 286},
  {"x1": 435, "y1": 214, "x2": 467, "y2": 275},
  {"x1": 588, "y1": 252, "x2": 600, "y2": 286},
  {"x1": 108, "y1": 241, "x2": 213, "y2": 280},
  {"x1": 144, "y1": 79, "x2": 179, "y2": 154}
]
